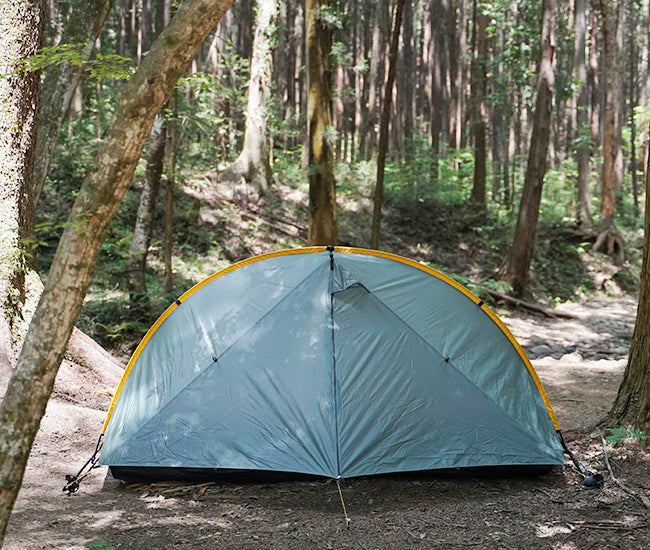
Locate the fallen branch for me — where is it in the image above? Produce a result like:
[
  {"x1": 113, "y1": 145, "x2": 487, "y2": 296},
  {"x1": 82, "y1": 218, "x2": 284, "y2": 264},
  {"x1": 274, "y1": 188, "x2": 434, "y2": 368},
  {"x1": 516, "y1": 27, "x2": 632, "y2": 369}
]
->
[
  {"x1": 483, "y1": 289, "x2": 578, "y2": 319},
  {"x1": 239, "y1": 211, "x2": 305, "y2": 238}
]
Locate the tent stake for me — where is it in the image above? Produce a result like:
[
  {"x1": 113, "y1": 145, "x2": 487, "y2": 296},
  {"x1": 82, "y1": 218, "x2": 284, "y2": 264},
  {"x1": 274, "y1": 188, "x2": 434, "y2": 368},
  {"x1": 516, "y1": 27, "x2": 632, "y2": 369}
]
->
[{"x1": 336, "y1": 479, "x2": 351, "y2": 528}]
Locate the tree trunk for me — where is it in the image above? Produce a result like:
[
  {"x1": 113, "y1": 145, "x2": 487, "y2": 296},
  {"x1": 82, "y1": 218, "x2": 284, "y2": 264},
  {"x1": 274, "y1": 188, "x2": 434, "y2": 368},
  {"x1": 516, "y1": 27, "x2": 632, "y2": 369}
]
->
[
  {"x1": 306, "y1": 0, "x2": 337, "y2": 246},
  {"x1": 32, "y1": 0, "x2": 112, "y2": 206},
  {"x1": 598, "y1": 0, "x2": 623, "y2": 235},
  {"x1": 399, "y1": 0, "x2": 415, "y2": 161},
  {"x1": 126, "y1": 114, "x2": 166, "y2": 309},
  {"x1": 163, "y1": 108, "x2": 176, "y2": 295},
  {"x1": 0, "y1": 0, "x2": 234, "y2": 542},
  {"x1": 469, "y1": 0, "x2": 489, "y2": 207},
  {"x1": 220, "y1": 0, "x2": 277, "y2": 196},
  {"x1": 0, "y1": 0, "x2": 45, "y2": 397},
  {"x1": 502, "y1": 0, "x2": 556, "y2": 297},
  {"x1": 362, "y1": 1, "x2": 388, "y2": 160},
  {"x1": 605, "y1": 149, "x2": 650, "y2": 431},
  {"x1": 575, "y1": 0, "x2": 592, "y2": 225},
  {"x1": 369, "y1": 0, "x2": 406, "y2": 250}
]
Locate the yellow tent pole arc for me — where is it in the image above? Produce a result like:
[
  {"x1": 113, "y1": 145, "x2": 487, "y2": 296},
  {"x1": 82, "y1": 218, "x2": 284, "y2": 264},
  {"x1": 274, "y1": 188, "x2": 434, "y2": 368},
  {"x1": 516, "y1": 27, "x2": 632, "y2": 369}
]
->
[
  {"x1": 332, "y1": 246, "x2": 561, "y2": 431},
  {"x1": 101, "y1": 246, "x2": 328, "y2": 434}
]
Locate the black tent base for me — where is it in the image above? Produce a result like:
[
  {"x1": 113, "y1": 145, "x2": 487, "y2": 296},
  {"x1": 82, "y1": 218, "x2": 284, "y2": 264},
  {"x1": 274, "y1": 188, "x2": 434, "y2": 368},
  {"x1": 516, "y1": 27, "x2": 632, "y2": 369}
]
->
[
  {"x1": 109, "y1": 464, "x2": 556, "y2": 484},
  {"x1": 109, "y1": 466, "x2": 322, "y2": 483}
]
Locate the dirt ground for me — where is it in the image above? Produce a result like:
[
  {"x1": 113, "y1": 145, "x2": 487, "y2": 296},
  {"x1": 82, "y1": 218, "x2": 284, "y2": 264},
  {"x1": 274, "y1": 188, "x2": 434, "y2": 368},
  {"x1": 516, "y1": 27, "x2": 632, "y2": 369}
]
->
[{"x1": 4, "y1": 297, "x2": 650, "y2": 550}]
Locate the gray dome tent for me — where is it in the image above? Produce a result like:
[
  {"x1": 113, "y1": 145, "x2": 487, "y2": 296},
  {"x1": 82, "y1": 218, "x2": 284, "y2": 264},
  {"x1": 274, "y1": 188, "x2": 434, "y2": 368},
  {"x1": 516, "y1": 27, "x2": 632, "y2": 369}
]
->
[{"x1": 100, "y1": 247, "x2": 565, "y2": 480}]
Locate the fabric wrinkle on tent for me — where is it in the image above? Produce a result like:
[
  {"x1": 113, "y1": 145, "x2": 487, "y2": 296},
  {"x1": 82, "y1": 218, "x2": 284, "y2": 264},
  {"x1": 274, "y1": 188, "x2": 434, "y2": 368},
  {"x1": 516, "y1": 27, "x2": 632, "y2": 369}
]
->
[{"x1": 100, "y1": 246, "x2": 566, "y2": 481}]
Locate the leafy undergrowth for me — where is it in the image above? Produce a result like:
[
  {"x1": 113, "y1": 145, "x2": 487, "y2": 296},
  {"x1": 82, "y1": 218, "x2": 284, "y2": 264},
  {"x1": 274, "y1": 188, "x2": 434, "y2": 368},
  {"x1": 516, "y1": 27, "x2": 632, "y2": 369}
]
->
[{"x1": 35, "y1": 172, "x2": 641, "y2": 360}]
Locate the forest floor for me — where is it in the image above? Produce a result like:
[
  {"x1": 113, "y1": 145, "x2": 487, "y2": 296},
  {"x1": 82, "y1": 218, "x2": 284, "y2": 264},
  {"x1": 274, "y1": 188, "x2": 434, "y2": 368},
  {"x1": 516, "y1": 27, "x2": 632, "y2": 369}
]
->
[
  {"x1": 12, "y1": 177, "x2": 649, "y2": 548},
  {"x1": 5, "y1": 295, "x2": 650, "y2": 550}
]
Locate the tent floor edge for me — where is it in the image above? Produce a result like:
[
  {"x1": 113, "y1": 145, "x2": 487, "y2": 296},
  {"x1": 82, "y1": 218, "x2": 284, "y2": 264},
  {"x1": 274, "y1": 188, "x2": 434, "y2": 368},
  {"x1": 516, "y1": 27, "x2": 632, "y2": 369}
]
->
[
  {"x1": 108, "y1": 464, "x2": 561, "y2": 484},
  {"x1": 108, "y1": 466, "x2": 327, "y2": 483}
]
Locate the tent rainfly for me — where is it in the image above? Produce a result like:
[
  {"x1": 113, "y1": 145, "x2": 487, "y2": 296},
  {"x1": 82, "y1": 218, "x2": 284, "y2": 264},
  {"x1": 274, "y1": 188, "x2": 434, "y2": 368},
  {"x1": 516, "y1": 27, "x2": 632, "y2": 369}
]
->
[{"x1": 99, "y1": 247, "x2": 567, "y2": 481}]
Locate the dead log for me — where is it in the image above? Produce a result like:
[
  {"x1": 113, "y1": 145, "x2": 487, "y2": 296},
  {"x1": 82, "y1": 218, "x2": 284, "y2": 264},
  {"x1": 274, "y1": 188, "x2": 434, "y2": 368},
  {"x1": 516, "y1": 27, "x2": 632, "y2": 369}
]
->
[{"x1": 484, "y1": 288, "x2": 578, "y2": 319}]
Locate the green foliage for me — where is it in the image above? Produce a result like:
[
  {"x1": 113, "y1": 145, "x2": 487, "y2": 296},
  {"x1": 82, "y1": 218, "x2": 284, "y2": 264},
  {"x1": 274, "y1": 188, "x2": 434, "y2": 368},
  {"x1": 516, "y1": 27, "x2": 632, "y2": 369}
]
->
[
  {"x1": 541, "y1": 158, "x2": 578, "y2": 222},
  {"x1": 176, "y1": 43, "x2": 249, "y2": 169},
  {"x1": 26, "y1": 43, "x2": 135, "y2": 80},
  {"x1": 532, "y1": 231, "x2": 595, "y2": 302},
  {"x1": 606, "y1": 428, "x2": 650, "y2": 446},
  {"x1": 87, "y1": 542, "x2": 116, "y2": 550}
]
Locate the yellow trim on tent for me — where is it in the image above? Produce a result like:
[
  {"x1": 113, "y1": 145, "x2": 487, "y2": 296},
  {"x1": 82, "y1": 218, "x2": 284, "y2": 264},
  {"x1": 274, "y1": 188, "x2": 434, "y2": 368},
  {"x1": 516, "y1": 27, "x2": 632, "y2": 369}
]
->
[{"x1": 102, "y1": 245, "x2": 560, "y2": 433}]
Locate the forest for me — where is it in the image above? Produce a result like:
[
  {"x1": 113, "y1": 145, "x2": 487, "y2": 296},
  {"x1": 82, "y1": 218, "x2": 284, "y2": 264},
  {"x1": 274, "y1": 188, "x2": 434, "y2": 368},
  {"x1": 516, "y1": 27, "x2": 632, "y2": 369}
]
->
[{"x1": 1, "y1": 0, "x2": 650, "y2": 547}]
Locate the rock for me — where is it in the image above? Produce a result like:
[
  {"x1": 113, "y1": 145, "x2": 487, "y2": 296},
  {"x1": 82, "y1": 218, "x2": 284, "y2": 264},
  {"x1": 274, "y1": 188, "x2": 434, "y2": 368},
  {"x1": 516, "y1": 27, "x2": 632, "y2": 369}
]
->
[{"x1": 529, "y1": 344, "x2": 554, "y2": 358}]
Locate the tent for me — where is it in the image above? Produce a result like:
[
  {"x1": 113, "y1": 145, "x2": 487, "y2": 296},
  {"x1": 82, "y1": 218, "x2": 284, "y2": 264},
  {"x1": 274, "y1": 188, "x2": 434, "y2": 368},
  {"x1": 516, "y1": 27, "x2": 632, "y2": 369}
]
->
[{"x1": 100, "y1": 246, "x2": 566, "y2": 481}]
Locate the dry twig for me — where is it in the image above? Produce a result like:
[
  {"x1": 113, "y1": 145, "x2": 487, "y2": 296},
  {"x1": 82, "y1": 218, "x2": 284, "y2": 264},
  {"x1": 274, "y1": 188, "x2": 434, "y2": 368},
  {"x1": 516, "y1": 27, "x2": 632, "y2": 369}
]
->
[{"x1": 596, "y1": 427, "x2": 650, "y2": 509}]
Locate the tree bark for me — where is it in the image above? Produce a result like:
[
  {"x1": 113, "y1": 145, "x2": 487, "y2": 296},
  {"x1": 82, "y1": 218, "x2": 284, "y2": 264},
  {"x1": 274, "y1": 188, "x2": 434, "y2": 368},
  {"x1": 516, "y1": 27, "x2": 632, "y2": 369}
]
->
[
  {"x1": 0, "y1": 0, "x2": 234, "y2": 542},
  {"x1": 126, "y1": 114, "x2": 166, "y2": 309},
  {"x1": 575, "y1": 0, "x2": 592, "y2": 225},
  {"x1": 469, "y1": 0, "x2": 489, "y2": 207},
  {"x1": 598, "y1": 0, "x2": 623, "y2": 232},
  {"x1": 362, "y1": 1, "x2": 388, "y2": 160},
  {"x1": 306, "y1": 0, "x2": 337, "y2": 246},
  {"x1": 0, "y1": 0, "x2": 45, "y2": 398},
  {"x1": 369, "y1": 0, "x2": 405, "y2": 250},
  {"x1": 33, "y1": 0, "x2": 112, "y2": 206},
  {"x1": 605, "y1": 148, "x2": 650, "y2": 432},
  {"x1": 502, "y1": 0, "x2": 556, "y2": 297},
  {"x1": 220, "y1": 0, "x2": 278, "y2": 196}
]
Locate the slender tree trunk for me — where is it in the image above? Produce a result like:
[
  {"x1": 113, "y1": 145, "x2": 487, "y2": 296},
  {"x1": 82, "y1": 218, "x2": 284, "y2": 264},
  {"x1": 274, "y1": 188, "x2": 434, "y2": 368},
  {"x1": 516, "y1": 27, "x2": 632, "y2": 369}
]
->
[
  {"x1": 627, "y1": 5, "x2": 640, "y2": 220},
  {"x1": 589, "y1": 0, "x2": 601, "y2": 156},
  {"x1": 126, "y1": 115, "x2": 166, "y2": 309},
  {"x1": 306, "y1": 0, "x2": 337, "y2": 245},
  {"x1": 399, "y1": 0, "x2": 415, "y2": 161},
  {"x1": 606, "y1": 149, "x2": 650, "y2": 431},
  {"x1": 32, "y1": 0, "x2": 112, "y2": 206},
  {"x1": 363, "y1": 2, "x2": 388, "y2": 160},
  {"x1": 502, "y1": 0, "x2": 556, "y2": 297},
  {"x1": 0, "y1": 0, "x2": 234, "y2": 542},
  {"x1": 469, "y1": 0, "x2": 489, "y2": 206},
  {"x1": 370, "y1": 0, "x2": 405, "y2": 250},
  {"x1": 595, "y1": 0, "x2": 623, "y2": 253},
  {"x1": 575, "y1": 0, "x2": 592, "y2": 225},
  {"x1": 220, "y1": 0, "x2": 278, "y2": 196},
  {"x1": 163, "y1": 96, "x2": 177, "y2": 295}
]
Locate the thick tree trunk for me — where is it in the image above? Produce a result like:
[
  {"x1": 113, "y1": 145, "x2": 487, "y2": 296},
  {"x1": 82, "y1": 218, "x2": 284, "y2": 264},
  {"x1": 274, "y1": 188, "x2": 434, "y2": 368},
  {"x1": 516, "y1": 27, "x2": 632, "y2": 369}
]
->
[
  {"x1": 306, "y1": 0, "x2": 337, "y2": 246},
  {"x1": 0, "y1": 0, "x2": 45, "y2": 399},
  {"x1": 502, "y1": 0, "x2": 556, "y2": 297},
  {"x1": 370, "y1": 0, "x2": 405, "y2": 250},
  {"x1": 32, "y1": 0, "x2": 112, "y2": 206},
  {"x1": 220, "y1": 0, "x2": 277, "y2": 196},
  {"x1": 605, "y1": 152, "x2": 650, "y2": 431},
  {"x1": 0, "y1": 0, "x2": 234, "y2": 543}
]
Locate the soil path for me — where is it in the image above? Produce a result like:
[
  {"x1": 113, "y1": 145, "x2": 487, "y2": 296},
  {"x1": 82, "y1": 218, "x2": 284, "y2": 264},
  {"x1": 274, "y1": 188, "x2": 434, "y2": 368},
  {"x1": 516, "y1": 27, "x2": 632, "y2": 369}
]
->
[{"x1": 5, "y1": 297, "x2": 649, "y2": 550}]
